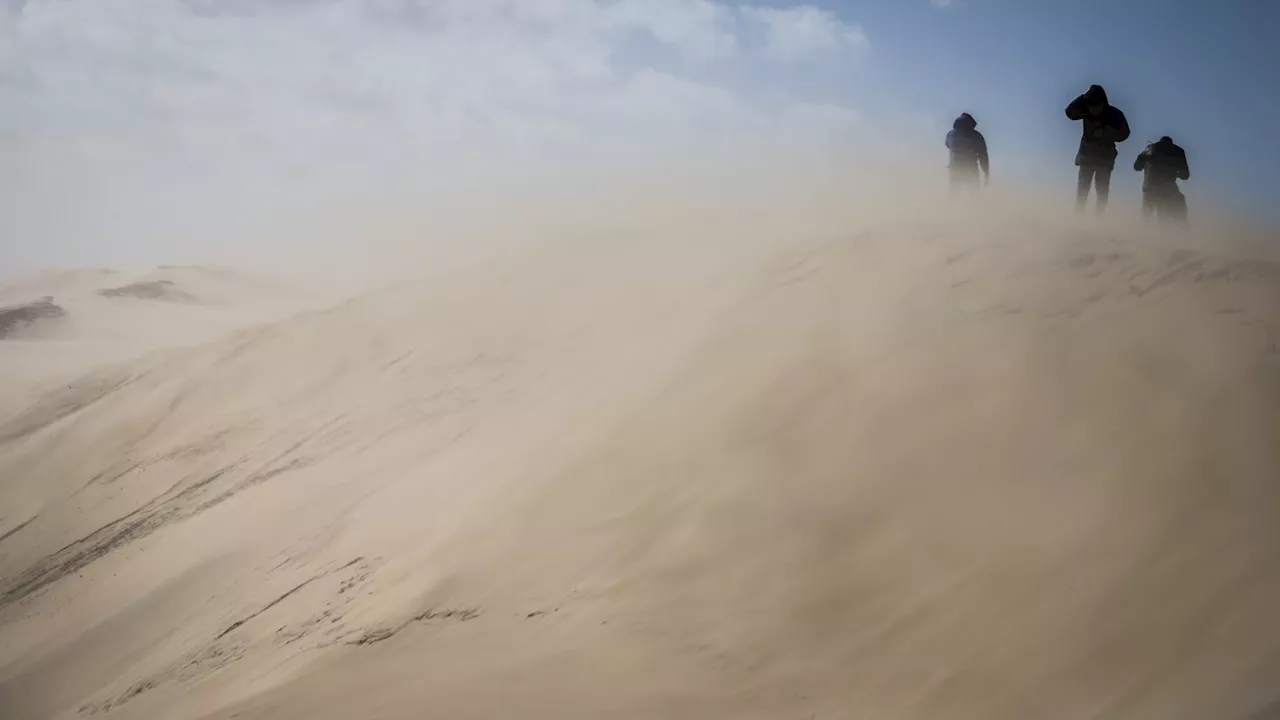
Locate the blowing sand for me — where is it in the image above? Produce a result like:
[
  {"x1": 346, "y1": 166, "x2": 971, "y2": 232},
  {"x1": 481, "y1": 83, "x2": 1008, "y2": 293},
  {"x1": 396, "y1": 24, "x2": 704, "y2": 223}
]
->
[
  {"x1": 1, "y1": 202, "x2": 1279, "y2": 720},
  {"x1": 0, "y1": 265, "x2": 334, "y2": 418}
]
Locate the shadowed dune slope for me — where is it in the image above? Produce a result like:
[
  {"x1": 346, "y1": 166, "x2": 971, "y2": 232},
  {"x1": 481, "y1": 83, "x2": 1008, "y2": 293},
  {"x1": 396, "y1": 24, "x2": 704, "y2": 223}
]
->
[{"x1": 0, "y1": 299, "x2": 65, "y2": 340}]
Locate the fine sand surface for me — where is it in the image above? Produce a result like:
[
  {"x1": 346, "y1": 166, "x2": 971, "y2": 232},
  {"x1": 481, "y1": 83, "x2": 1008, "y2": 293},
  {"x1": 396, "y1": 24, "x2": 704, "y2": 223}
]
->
[{"x1": 2, "y1": 203, "x2": 1280, "y2": 720}]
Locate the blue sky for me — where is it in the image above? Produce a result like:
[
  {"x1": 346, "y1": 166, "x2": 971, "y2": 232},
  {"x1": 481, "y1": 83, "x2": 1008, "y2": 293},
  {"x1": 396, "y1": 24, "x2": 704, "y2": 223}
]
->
[
  {"x1": 829, "y1": 0, "x2": 1280, "y2": 215},
  {"x1": 1, "y1": 1, "x2": 1276, "y2": 273}
]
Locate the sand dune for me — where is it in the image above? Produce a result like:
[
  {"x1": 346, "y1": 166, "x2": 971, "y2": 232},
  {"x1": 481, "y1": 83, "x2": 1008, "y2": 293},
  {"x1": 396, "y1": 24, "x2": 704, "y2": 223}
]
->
[
  {"x1": 0, "y1": 265, "x2": 335, "y2": 417},
  {"x1": 0, "y1": 299, "x2": 66, "y2": 340},
  {"x1": 1, "y1": 210, "x2": 1279, "y2": 720},
  {"x1": 96, "y1": 281, "x2": 199, "y2": 303}
]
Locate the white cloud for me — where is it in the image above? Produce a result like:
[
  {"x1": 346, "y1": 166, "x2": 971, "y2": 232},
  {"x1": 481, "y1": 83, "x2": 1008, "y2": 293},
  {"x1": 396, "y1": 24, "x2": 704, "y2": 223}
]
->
[
  {"x1": 602, "y1": 0, "x2": 740, "y2": 59},
  {"x1": 0, "y1": 0, "x2": 762, "y2": 171},
  {"x1": 0, "y1": 1, "x2": 922, "y2": 273},
  {"x1": 741, "y1": 5, "x2": 869, "y2": 64}
]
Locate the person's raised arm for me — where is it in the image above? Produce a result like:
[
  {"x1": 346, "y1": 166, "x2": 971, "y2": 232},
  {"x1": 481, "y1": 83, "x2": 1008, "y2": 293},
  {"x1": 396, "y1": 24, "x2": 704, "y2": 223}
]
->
[{"x1": 1065, "y1": 95, "x2": 1089, "y2": 120}]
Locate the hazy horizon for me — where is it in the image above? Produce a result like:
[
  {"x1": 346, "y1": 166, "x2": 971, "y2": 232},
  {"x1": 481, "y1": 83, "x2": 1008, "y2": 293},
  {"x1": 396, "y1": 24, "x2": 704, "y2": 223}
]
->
[{"x1": 3, "y1": 0, "x2": 1276, "y2": 282}]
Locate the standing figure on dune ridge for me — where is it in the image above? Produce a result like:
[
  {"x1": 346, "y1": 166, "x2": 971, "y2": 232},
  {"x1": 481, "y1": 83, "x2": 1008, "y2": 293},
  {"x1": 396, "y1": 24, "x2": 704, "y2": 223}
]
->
[
  {"x1": 1065, "y1": 84, "x2": 1131, "y2": 213},
  {"x1": 945, "y1": 112, "x2": 990, "y2": 198},
  {"x1": 1134, "y1": 136, "x2": 1191, "y2": 226}
]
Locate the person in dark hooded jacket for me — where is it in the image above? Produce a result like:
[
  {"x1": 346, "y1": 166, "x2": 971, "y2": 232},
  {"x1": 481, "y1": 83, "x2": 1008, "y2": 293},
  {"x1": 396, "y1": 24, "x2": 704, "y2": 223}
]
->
[
  {"x1": 945, "y1": 112, "x2": 989, "y2": 195},
  {"x1": 1134, "y1": 136, "x2": 1190, "y2": 225},
  {"x1": 1065, "y1": 84, "x2": 1131, "y2": 213}
]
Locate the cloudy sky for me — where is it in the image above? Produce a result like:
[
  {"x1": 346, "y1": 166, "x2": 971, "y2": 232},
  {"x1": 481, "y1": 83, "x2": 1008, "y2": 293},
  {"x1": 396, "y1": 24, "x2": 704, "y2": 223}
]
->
[{"x1": 1, "y1": 0, "x2": 1276, "y2": 274}]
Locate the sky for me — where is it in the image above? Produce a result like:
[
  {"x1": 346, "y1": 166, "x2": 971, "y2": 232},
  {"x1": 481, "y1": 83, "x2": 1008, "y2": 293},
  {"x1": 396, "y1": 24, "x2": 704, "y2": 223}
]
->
[
  {"x1": 1, "y1": 0, "x2": 1277, "y2": 276},
  {"x1": 834, "y1": 0, "x2": 1280, "y2": 217}
]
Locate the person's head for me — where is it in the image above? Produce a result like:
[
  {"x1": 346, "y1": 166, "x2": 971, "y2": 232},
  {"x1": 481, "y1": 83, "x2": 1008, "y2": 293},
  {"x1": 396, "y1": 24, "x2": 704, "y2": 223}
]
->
[
  {"x1": 1083, "y1": 84, "x2": 1109, "y2": 115},
  {"x1": 954, "y1": 113, "x2": 977, "y2": 131},
  {"x1": 1158, "y1": 136, "x2": 1173, "y2": 145}
]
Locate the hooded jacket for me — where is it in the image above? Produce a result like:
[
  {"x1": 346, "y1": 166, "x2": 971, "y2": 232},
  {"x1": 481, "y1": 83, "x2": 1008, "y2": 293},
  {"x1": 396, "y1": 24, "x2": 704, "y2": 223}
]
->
[
  {"x1": 1134, "y1": 137, "x2": 1190, "y2": 192},
  {"x1": 1065, "y1": 85, "x2": 1131, "y2": 169},
  {"x1": 945, "y1": 113, "x2": 989, "y2": 176}
]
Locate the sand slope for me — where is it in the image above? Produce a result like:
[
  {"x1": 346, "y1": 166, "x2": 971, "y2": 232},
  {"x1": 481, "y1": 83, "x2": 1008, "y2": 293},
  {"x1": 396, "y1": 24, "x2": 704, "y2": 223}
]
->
[
  {"x1": 0, "y1": 265, "x2": 331, "y2": 415},
  {"x1": 1, "y1": 216, "x2": 1279, "y2": 720}
]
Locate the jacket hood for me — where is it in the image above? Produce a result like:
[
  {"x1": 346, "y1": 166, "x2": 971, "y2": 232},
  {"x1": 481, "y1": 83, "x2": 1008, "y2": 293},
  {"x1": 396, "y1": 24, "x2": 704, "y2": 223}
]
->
[
  {"x1": 953, "y1": 113, "x2": 977, "y2": 130},
  {"x1": 1083, "y1": 84, "x2": 1109, "y2": 107}
]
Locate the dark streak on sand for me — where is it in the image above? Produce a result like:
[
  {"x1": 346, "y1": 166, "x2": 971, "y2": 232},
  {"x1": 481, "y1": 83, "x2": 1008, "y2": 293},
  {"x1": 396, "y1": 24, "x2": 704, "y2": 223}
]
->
[
  {"x1": 0, "y1": 516, "x2": 36, "y2": 546},
  {"x1": 215, "y1": 578, "x2": 323, "y2": 641},
  {"x1": 214, "y1": 557, "x2": 366, "y2": 641},
  {"x1": 0, "y1": 417, "x2": 344, "y2": 609},
  {"x1": 0, "y1": 462, "x2": 260, "y2": 608},
  {"x1": 348, "y1": 607, "x2": 483, "y2": 647}
]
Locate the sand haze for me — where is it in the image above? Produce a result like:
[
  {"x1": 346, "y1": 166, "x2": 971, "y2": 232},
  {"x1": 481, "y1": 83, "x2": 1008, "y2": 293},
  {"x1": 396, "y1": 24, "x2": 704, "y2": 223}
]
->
[{"x1": 3, "y1": 2, "x2": 1280, "y2": 719}]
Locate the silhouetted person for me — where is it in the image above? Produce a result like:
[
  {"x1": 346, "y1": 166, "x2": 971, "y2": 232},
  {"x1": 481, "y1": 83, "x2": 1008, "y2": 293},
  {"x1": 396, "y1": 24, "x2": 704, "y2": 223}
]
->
[
  {"x1": 945, "y1": 113, "x2": 989, "y2": 197},
  {"x1": 1134, "y1": 136, "x2": 1190, "y2": 226},
  {"x1": 1065, "y1": 85, "x2": 1130, "y2": 213}
]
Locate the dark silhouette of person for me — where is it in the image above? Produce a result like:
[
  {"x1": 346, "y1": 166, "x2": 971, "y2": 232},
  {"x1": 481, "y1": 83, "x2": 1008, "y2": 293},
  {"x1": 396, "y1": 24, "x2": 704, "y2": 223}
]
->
[
  {"x1": 1065, "y1": 85, "x2": 1131, "y2": 213},
  {"x1": 1134, "y1": 136, "x2": 1190, "y2": 225},
  {"x1": 945, "y1": 113, "x2": 989, "y2": 197}
]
